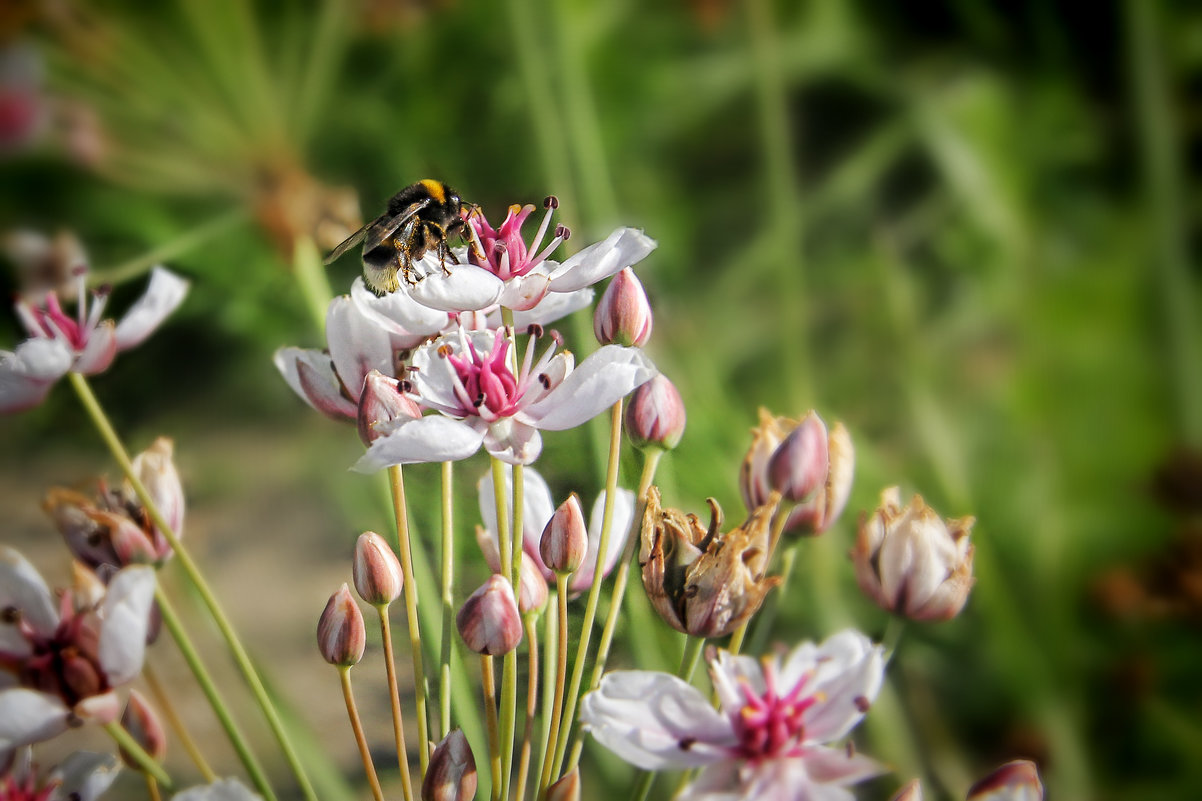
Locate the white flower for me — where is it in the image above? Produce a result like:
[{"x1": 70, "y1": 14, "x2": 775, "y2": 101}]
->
[
  {"x1": 0, "y1": 262, "x2": 188, "y2": 413},
  {"x1": 170, "y1": 778, "x2": 264, "y2": 801},
  {"x1": 581, "y1": 630, "x2": 885, "y2": 801},
  {"x1": 0, "y1": 748, "x2": 121, "y2": 801},
  {"x1": 478, "y1": 465, "x2": 634, "y2": 595},
  {"x1": 354, "y1": 326, "x2": 656, "y2": 469},
  {"x1": 0, "y1": 547, "x2": 156, "y2": 754}
]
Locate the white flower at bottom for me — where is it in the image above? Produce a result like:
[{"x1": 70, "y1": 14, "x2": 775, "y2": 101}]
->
[{"x1": 580, "y1": 629, "x2": 885, "y2": 801}]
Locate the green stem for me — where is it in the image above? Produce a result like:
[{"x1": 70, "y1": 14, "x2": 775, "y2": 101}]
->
[
  {"x1": 514, "y1": 615, "x2": 540, "y2": 801},
  {"x1": 143, "y1": 662, "x2": 217, "y2": 782},
  {"x1": 550, "y1": 400, "x2": 624, "y2": 781},
  {"x1": 154, "y1": 588, "x2": 275, "y2": 801},
  {"x1": 630, "y1": 770, "x2": 655, "y2": 801},
  {"x1": 491, "y1": 458, "x2": 514, "y2": 582},
  {"x1": 103, "y1": 720, "x2": 172, "y2": 789},
  {"x1": 678, "y1": 635, "x2": 705, "y2": 683},
  {"x1": 387, "y1": 464, "x2": 431, "y2": 777},
  {"x1": 565, "y1": 448, "x2": 663, "y2": 772},
  {"x1": 440, "y1": 460, "x2": 456, "y2": 740},
  {"x1": 68, "y1": 372, "x2": 314, "y2": 801},
  {"x1": 482, "y1": 655, "x2": 503, "y2": 801},
  {"x1": 378, "y1": 608, "x2": 414, "y2": 801},
  {"x1": 500, "y1": 648, "x2": 518, "y2": 801},
  {"x1": 293, "y1": 235, "x2": 335, "y2": 334},
  {"x1": 539, "y1": 576, "x2": 571, "y2": 797},
  {"x1": 338, "y1": 667, "x2": 385, "y2": 801}
]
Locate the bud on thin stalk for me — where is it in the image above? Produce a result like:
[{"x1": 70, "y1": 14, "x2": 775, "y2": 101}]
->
[
  {"x1": 120, "y1": 689, "x2": 168, "y2": 767},
  {"x1": 423, "y1": 729, "x2": 478, "y2": 801},
  {"x1": 546, "y1": 768, "x2": 580, "y2": 801},
  {"x1": 457, "y1": 574, "x2": 523, "y2": 655},
  {"x1": 353, "y1": 531, "x2": 404, "y2": 606},
  {"x1": 625, "y1": 373, "x2": 686, "y2": 452},
  {"x1": 317, "y1": 584, "x2": 366, "y2": 666},
  {"x1": 966, "y1": 760, "x2": 1044, "y2": 801},
  {"x1": 540, "y1": 494, "x2": 588, "y2": 575},
  {"x1": 593, "y1": 267, "x2": 652, "y2": 347}
]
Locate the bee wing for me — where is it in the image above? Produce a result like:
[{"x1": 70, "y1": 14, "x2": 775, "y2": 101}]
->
[
  {"x1": 361, "y1": 199, "x2": 431, "y2": 253},
  {"x1": 323, "y1": 224, "x2": 370, "y2": 264}
]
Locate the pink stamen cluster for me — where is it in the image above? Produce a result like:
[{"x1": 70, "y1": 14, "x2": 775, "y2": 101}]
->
[
  {"x1": 14, "y1": 269, "x2": 107, "y2": 351},
  {"x1": 1, "y1": 593, "x2": 107, "y2": 709},
  {"x1": 466, "y1": 197, "x2": 569, "y2": 281},
  {"x1": 0, "y1": 772, "x2": 59, "y2": 801},
  {"x1": 440, "y1": 327, "x2": 560, "y2": 421},
  {"x1": 734, "y1": 662, "x2": 819, "y2": 761}
]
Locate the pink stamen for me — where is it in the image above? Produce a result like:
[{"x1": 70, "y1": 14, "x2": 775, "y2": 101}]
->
[{"x1": 734, "y1": 663, "x2": 819, "y2": 761}]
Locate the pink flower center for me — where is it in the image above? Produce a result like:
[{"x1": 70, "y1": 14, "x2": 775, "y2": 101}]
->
[
  {"x1": 0, "y1": 772, "x2": 59, "y2": 801},
  {"x1": 0, "y1": 592, "x2": 109, "y2": 709},
  {"x1": 17, "y1": 270, "x2": 108, "y2": 352},
  {"x1": 734, "y1": 664, "x2": 818, "y2": 761},
  {"x1": 466, "y1": 199, "x2": 568, "y2": 281},
  {"x1": 439, "y1": 327, "x2": 562, "y2": 423}
]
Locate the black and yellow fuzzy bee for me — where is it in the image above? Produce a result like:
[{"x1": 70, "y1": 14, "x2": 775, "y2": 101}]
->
[{"x1": 324, "y1": 179, "x2": 472, "y2": 295}]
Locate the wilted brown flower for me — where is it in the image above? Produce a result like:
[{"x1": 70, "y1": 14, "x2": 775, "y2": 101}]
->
[{"x1": 639, "y1": 486, "x2": 782, "y2": 638}]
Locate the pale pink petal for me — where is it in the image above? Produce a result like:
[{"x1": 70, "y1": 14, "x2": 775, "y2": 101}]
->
[
  {"x1": 519, "y1": 352, "x2": 573, "y2": 408},
  {"x1": 522, "y1": 345, "x2": 656, "y2": 431},
  {"x1": 709, "y1": 650, "x2": 769, "y2": 716},
  {"x1": 510, "y1": 288, "x2": 595, "y2": 328},
  {"x1": 407, "y1": 264, "x2": 504, "y2": 313},
  {"x1": 73, "y1": 320, "x2": 117, "y2": 374},
  {"x1": 800, "y1": 746, "x2": 886, "y2": 786},
  {"x1": 0, "y1": 625, "x2": 31, "y2": 659},
  {"x1": 350, "y1": 277, "x2": 446, "y2": 344},
  {"x1": 497, "y1": 271, "x2": 551, "y2": 312},
  {"x1": 273, "y1": 347, "x2": 357, "y2": 419},
  {"x1": 410, "y1": 338, "x2": 470, "y2": 415},
  {"x1": 798, "y1": 631, "x2": 883, "y2": 743},
  {"x1": 483, "y1": 418, "x2": 543, "y2": 465},
  {"x1": 325, "y1": 296, "x2": 394, "y2": 403},
  {"x1": 680, "y1": 761, "x2": 742, "y2": 800},
  {"x1": 478, "y1": 465, "x2": 555, "y2": 573},
  {"x1": 0, "y1": 547, "x2": 59, "y2": 636},
  {"x1": 352, "y1": 415, "x2": 485, "y2": 472},
  {"x1": 547, "y1": 228, "x2": 657, "y2": 293},
  {"x1": 112, "y1": 267, "x2": 189, "y2": 350},
  {"x1": 0, "y1": 339, "x2": 71, "y2": 412},
  {"x1": 568, "y1": 488, "x2": 635, "y2": 593},
  {"x1": 50, "y1": 751, "x2": 122, "y2": 801},
  {"x1": 0, "y1": 689, "x2": 70, "y2": 750},
  {"x1": 97, "y1": 565, "x2": 156, "y2": 685},
  {"x1": 170, "y1": 778, "x2": 263, "y2": 801},
  {"x1": 580, "y1": 670, "x2": 735, "y2": 771}
]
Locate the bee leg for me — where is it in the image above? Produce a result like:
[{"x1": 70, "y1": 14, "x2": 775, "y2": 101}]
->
[{"x1": 394, "y1": 238, "x2": 421, "y2": 285}]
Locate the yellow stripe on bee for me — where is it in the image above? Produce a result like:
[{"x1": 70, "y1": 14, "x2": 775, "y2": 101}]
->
[{"x1": 420, "y1": 179, "x2": 447, "y2": 203}]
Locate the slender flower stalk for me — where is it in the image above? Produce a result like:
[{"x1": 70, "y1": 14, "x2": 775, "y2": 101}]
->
[
  {"x1": 388, "y1": 464, "x2": 431, "y2": 776},
  {"x1": 481, "y1": 656, "x2": 502, "y2": 801},
  {"x1": 101, "y1": 720, "x2": 171, "y2": 789},
  {"x1": 66, "y1": 372, "x2": 313, "y2": 801},
  {"x1": 377, "y1": 609, "x2": 414, "y2": 801},
  {"x1": 514, "y1": 614, "x2": 540, "y2": 801},
  {"x1": 145, "y1": 774, "x2": 163, "y2": 801},
  {"x1": 550, "y1": 399, "x2": 623, "y2": 782},
  {"x1": 338, "y1": 667, "x2": 385, "y2": 801},
  {"x1": 143, "y1": 663, "x2": 217, "y2": 782},
  {"x1": 538, "y1": 574, "x2": 572, "y2": 797},
  {"x1": 440, "y1": 460, "x2": 456, "y2": 740},
  {"x1": 154, "y1": 589, "x2": 275, "y2": 801}
]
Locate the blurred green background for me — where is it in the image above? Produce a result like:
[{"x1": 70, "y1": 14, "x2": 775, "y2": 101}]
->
[{"x1": 2, "y1": 0, "x2": 1200, "y2": 799}]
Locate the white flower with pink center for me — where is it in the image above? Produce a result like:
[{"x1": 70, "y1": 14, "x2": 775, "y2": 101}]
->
[
  {"x1": 353, "y1": 326, "x2": 656, "y2": 470},
  {"x1": 0, "y1": 265, "x2": 188, "y2": 413},
  {"x1": 387, "y1": 199, "x2": 656, "y2": 324},
  {"x1": 580, "y1": 629, "x2": 885, "y2": 800}
]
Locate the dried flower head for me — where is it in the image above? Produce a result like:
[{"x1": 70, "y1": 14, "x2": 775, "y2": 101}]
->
[
  {"x1": 852, "y1": 487, "x2": 975, "y2": 622},
  {"x1": 639, "y1": 487, "x2": 782, "y2": 638}
]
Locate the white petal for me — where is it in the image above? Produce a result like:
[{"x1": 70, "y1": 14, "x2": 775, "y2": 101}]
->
[
  {"x1": 0, "y1": 689, "x2": 70, "y2": 749},
  {"x1": 483, "y1": 418, "x2": 543, "y2": 465},
  {"x1": 800, "y1": 746, "x2": 885, "y2": 787},
  {"x1": 98, "y1": 565, "x2": 156, "y2": 686},
  {"x1": 511, "y1": 288, "x2": 595, "y2": 328},
  {"x1": 113, "y1": 267, "x2": 189, "y2": 350},
  {"x1": 410, "y1": 336, "x2": 471, "y2": 415},
  {"x1": 50, "y1": 751, "x2": 122, "y2": 801},
  {"x1": 350, "y1": 277, "x2": 447, "y2": 343},
  {"x1": 0, "y1": 546, "x2": 59, "y2": 636},
  {"x1": 325, "y1": 296, "x2": 394, "y2": 404},
  {"x1": 408, "y1": 264, "x2": 504, "y2": 313},
  {"x1": 569, "y1": 487, "x2": 635, "y2": 593},
  {"x1": 272, "y1": 347, "x2": 356, "y2": 419},
  {"x1": 477, "y1": 464, "x2": 555, "y2": 568},
  {"x1": 352, "y1": 415, "x2": 484, "y2": 472},
  {"x1": 523, "y1": 346, "x2": 656, "y2": 431},
  {"x1": 497, "y1": 272, "x2": 551, "y2": 312},
  {"x1": 708, "y1": 650, "x2": 768, "y2": 716},
  {"x1": 580, "y1": 670, "x2": 735, "y2": 771},
  {"x1": 170, "y1": 777, "x2": 265, "y2": 801},
  {"x1": 547, "y1": 228, "x2": 657, "y2": 293},
  {"x1": 0, "y1": 339, "x2": 72, "y2": 412},
  {"x1": 798, "y1": 630, "x2": 884, "y2": 743},
  {"x1": 73, "y1": 321, "x2": 117, "y2": 374}
]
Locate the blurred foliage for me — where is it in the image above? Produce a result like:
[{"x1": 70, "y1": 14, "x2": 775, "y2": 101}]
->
[{"x1": 2, "y1": 0, "x2": 1201, "y2": 799}]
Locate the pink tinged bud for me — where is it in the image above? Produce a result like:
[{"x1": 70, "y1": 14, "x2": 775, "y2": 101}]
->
[
  {"x1": 851, "y1": 487, "x2": 976, "y2": 622},
  {"x1": 457, "y1": 575, "x2": 523, "y2": 655},
  {"x1": 88, "y1": 510, "x2": 158, "y2": 566},
  {"x1": 353, "y1": 531, "x2": 404, "y2": 606},
  {"x1": 422, "y1": 728, "x2": 478, "y2": 801},
  {"x1": 540, "y1": 494, "x2": 588, "y2": 574},
  {"x1": 120, "y1": 689, "x2": 168, "y2": 765},
  {"x1": 624, "y1": 373, "x2": 686, "y2": 452},
  {"x1": 74, "y1": 691, "x2": 121, "y2": 725},
  {"x1": 890, "y1": 780, "x2": 923, "y2": 801},
  {"x1": 130, "y1": 437, "x2": 184, "y2": 543},
  {"x1": 767, "y1": 411, "x2": 828, "y2": 503},
  {"x1": 546, "y1": 769, "x2": 580, "y2": 801},
  {"x1": 517, "y1": 553, "x2": 549, "y2": 615},
  {"x1": 966, "y1": 760, "x2": 1044, "y2": 801},
  {"x1": 357, "y1": 369, "x2": 422, "y2": 446},
  {"x1": 593, "y1": 267, "x2": 653, "y2": 347},
  {"x1": 317, "y1": 584, "x2": 366, "y2": 666}
]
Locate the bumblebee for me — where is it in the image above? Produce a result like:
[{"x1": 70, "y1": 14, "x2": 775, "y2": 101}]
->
[{"x1": 324, "y1": 179, "x2": 472, "y2": 295}]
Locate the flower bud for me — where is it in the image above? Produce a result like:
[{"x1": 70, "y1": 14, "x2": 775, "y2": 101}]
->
[
  {"x1": 317, "y1": 584, "x2": 366, "y2": 666},
  {"x1": 540, "y1": 494, "x2": 588, "y2": 575},
  {"x1": 130, "y1": 437, "x2": 184, "y2": 545},
  {"x1": 625, "y1": 374, "x2": 686, "y2": 452},
  {"x1": 593, "y1": 267, "x2": 652, "y2": 347},
  {"x1": 353, "y1": 531, "x2": 404, "y2": 606},
  {"x1": 639, "y1": 487, "x2": 782, "y2": 638},
  {"x1": 890, "y1": 780, "x2": 923, "y2": 801},
  {"x1": 88, "y1": 509, "x2": 158, "y2": 566},
  {"x1": 851, "y1": 487, "x2": 975, "y2": 622},
  {"x1": 517, "y1": 552, "x2": 549, "y2": 615},
  {"x1": 422, "y1": 729, "x2": 477, "y2": 801},
  {"x1": 358, "y1": 369, "x2": 422, "y2": 446},
  {"x1": 546, "y1": 769, "x2": 580, "y2": 801},
  {"x1": 966, "y1": 760, "x2": 1043, "y2": 801},
  {"x1": 457, "y1": 574, "x2": 523, "y2": 655},
  {"x1": 767, "y1": 411, "x2": 828, "y2": 503},
  {"x1": 120, "y1": 689, "x2": 168, "y2": 766}
]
